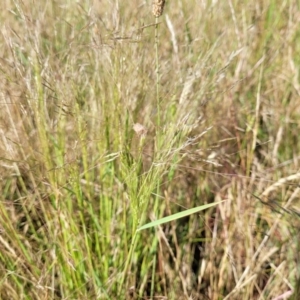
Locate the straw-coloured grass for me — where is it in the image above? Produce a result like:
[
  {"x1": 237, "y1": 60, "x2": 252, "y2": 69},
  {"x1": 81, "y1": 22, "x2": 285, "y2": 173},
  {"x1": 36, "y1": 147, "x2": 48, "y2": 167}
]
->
[{"x1": 0, "y1": 0, "x2": 300, "y2": 299}]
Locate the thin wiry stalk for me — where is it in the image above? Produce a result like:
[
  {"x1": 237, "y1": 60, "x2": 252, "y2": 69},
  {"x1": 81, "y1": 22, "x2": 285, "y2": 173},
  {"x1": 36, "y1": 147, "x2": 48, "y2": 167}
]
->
[
  {"x1": 155, "y1": 17, "x2": 161, "y2": 150},
  {"x1": 118, "y1": 232, "x2": 138, "y2": 295}
]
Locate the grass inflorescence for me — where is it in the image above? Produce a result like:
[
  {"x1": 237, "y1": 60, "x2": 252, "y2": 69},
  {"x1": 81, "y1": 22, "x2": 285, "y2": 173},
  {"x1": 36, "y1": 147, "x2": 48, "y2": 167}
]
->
[{"x1": 1, "y1": 0, "x2": 300, "y2": 299}]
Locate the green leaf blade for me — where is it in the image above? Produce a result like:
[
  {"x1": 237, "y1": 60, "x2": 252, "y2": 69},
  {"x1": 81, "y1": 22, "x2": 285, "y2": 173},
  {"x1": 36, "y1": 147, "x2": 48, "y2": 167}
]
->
[{"x1": 137, "y1": 200, "x2": 225, "y2": 232}]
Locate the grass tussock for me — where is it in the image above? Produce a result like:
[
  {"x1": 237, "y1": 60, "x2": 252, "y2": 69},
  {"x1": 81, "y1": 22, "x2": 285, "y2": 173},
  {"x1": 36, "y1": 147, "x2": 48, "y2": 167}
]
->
[{"x1": 1, "y1": 0, "x2": 300, "y2": 299}]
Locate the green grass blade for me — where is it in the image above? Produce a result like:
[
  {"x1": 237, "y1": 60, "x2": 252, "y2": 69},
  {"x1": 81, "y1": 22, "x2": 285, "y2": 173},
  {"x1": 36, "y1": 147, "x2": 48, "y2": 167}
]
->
[{"x1": 137, "y1": 200, "x2": 225, "y2": 232}]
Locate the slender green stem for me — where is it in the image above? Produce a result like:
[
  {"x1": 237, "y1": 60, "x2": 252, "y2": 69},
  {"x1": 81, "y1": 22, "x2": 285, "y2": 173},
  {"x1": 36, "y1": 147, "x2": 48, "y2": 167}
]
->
[
  {"x1": 154, "y1": 17, "x2": 161, "y2": 150},
  {"x1": 118, "y1": 231, "x2": 138, "y2": 295},
  {"x1": 151, "y1": 18, "x2": 162, "y2": 299},
  {"x1": 150, "y1": 253, "x2": 157, "y2": 299}
]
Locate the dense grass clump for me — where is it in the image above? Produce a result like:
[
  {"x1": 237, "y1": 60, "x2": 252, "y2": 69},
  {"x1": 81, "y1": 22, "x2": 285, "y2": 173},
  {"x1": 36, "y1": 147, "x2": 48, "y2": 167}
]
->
[{"x1": 1, "y1": 0, "x2": 300, "y2": 299}]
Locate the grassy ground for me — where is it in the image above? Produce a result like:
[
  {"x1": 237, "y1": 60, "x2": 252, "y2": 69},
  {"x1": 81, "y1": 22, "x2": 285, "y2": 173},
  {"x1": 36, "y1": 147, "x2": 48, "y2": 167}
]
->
[{"x1": 1, "y1": 0, "x2": 300, "y2": 299}]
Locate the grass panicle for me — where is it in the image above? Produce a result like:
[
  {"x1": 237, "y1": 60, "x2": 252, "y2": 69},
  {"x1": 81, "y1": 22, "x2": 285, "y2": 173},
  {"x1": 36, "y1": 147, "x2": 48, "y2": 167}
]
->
[{"x1": 152, "y1": 0, "x2": 166, "y2": 17}]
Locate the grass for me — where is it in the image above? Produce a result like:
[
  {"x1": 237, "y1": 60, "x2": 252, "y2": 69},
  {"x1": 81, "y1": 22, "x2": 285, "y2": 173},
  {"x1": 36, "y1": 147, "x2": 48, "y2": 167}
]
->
[{"x1": 1, "y1": 0, "x2": 300, "y2": 299}]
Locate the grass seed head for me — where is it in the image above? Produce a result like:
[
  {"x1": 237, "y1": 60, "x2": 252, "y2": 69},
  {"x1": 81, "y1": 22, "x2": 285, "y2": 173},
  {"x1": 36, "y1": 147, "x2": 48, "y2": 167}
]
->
[
  {"x1": 133, "y1": 123, "x2": 147, "y2": 138},
  {"x1": 152, "y1": 0, "x2": 165, "y2": 17}
]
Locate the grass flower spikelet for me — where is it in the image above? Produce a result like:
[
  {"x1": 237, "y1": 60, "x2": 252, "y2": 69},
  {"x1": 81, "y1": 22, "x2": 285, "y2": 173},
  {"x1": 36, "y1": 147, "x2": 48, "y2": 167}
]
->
[{"x1": 152, "y1": 0, "x2": 165, "y2": 17}]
